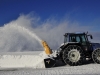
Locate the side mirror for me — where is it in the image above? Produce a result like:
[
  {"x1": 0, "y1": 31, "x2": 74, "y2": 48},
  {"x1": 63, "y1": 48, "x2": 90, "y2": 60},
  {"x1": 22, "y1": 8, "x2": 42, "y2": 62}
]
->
[
  {"x1": 90, "y1": 35, "x2": 93, "y2": 39},
  {"x1": 87, "y1": 35, "x2": 93, "y2": 39}
]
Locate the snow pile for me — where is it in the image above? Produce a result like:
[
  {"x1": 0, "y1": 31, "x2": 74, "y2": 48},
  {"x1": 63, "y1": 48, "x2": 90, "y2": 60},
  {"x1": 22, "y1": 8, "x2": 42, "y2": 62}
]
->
[{"x1": 0, "y1": 51, "x2": 50, "y2": 68}]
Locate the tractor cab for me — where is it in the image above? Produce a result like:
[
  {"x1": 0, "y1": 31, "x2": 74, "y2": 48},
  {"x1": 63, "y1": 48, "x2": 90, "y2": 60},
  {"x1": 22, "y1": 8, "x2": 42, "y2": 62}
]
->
[
  {"x1": 64, "y1": 32, "x2": 91, "y2": 44},
  {"x1": 64, "y1": 32, "x2": 93, "y2": 52}
]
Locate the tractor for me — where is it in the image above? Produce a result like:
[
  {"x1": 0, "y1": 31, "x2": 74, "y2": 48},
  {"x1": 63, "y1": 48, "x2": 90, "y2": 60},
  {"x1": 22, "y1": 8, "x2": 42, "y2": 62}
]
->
[
  {"x1": 56, "y1": 32, "x2": 100, "y2": 66},
  {"x1": 42, "y1": 32, "x2": 100, "y2": 68}
]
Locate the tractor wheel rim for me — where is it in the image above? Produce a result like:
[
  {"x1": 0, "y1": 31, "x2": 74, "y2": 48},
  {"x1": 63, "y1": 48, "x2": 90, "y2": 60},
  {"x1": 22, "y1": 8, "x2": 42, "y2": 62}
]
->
[
  {"x1": 97, "y1": 52, "x2": 100, "y2": 60},
  {"x1": 97, "y1": 57, "x2": 100, "y2": 60},
  {"x1": 68, "y1": 49, "x2": 80, "y2": 62}
]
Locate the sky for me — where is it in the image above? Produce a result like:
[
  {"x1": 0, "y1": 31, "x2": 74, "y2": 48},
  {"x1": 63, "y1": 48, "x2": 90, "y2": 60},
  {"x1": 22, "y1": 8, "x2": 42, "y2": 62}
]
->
[
  {"x1": 0, "y1": 0, "x2": 100, "y2": 29},
  {"x1": 0, "y1": 0, "x2": 100, "y2": 52}
]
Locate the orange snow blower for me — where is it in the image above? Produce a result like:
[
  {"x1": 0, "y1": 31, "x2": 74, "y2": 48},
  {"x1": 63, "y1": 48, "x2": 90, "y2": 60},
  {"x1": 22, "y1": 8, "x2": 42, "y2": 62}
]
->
[{"x1": 41, "y1": 40, "x2": 56, "y2": 68}]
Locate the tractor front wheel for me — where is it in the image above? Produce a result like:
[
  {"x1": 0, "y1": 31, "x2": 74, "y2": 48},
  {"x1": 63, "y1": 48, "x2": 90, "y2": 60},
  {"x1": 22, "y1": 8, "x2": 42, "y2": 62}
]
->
[
  {"x1": 62, "y1": 45, "x2": 85, "y2": 66},
  {"x1": 92, "y1": 49, "x2": 100, "y2": 64}
]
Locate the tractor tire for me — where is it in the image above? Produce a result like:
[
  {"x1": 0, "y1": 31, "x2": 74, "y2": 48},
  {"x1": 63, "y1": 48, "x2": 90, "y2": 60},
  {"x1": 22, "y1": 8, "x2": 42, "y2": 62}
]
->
[
  {"x1": 92, "y1": 48, "x2": 100, "y2": 64},
  {"x1": 62, "y1": 45, "x2": 85, "y2": 66}
]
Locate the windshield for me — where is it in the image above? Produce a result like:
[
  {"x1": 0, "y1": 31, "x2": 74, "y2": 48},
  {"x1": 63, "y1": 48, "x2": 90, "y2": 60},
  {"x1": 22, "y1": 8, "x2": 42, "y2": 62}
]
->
[
  {"x1": 64, "y1": 34, "x2": 88, "y2": 45},
  {"x1": 70, "y1": 34, "x2": 87, "y2": 45}
]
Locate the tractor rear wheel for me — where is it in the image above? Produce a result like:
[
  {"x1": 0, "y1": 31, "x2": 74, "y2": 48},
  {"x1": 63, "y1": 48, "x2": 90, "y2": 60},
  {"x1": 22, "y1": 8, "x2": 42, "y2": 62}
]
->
[
  {"x1": 92, "y1": 49, "x2": 100, "y2": 64},
  {"x1": 62, "y1": 45, "x2": 85, "y2": 66}
]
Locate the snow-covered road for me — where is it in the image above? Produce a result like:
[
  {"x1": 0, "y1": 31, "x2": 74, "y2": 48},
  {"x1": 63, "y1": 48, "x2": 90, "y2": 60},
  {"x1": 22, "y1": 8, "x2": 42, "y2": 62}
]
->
[
  {"x1": 0, "y1": 51, "x2": 100, "y2": 75},
  {"x1": 0, "y1": 64, "x2": 100, "y2": 75}
]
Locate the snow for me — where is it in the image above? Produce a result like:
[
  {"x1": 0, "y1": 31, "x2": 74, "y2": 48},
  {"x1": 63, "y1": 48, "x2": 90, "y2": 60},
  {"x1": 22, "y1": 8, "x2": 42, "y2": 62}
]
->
[
  {"x1": 0, "y1": 51, "x2": 49, "y2": 68},
  {"x1": 0, "y1": 51, "x2": 100, "y2": 75},
  {"x1": 0, "y1": 64, "x2": 100, "y2": 75}
]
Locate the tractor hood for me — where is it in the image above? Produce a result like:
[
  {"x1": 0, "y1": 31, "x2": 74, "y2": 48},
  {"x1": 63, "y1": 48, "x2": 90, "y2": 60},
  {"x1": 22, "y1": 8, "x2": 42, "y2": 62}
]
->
[
  {"x1": 61, "y1": 42, "x2": 100, "y2": 51},
  {"x1": 60, "y1": 42, "x2": 79, "y2": 46},
  {"x1": 91, "y1": 43, "x2": 100, "y2": 50}
]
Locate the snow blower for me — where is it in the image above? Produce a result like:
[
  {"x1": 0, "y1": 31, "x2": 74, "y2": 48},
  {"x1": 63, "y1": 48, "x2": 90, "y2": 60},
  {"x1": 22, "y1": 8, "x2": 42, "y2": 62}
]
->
[{"x1": 41, "y1": 40, "x2": 56, "y2": 68}]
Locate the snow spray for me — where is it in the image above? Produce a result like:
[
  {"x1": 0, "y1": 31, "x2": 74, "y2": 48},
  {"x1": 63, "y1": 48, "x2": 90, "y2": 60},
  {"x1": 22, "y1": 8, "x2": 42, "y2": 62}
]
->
[{"x1": 10, "y1": 25, "x2": 42, "y2": 44}]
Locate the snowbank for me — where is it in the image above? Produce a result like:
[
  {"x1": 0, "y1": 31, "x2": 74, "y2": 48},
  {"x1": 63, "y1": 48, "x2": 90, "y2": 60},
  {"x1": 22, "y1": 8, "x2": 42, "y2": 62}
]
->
[{"x1": 0, "y1": 51, "x2": 49, "y2": 68}]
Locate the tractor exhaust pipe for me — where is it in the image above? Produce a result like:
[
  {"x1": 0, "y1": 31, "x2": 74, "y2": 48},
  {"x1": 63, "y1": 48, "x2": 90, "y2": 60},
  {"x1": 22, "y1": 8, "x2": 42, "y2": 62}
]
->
[{"x1": 41, "y1": 40, "x2": 52, "y2": 55}]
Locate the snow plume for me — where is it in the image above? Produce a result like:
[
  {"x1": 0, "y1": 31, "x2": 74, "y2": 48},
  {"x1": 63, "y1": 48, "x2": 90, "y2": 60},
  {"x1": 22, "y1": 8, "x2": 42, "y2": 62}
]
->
[
  {"x1": 0, "y1": 13, "x2": 99, "y2": 52},
  {"x1": 0, "y1": 14, "x2": 42, "y2": 52}
]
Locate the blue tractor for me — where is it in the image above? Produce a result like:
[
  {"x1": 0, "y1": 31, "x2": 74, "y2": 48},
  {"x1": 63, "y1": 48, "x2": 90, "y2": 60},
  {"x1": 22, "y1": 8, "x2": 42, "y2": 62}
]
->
[{"x1": 57, "y1": 32, "x2": 100, "y2": 66}]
